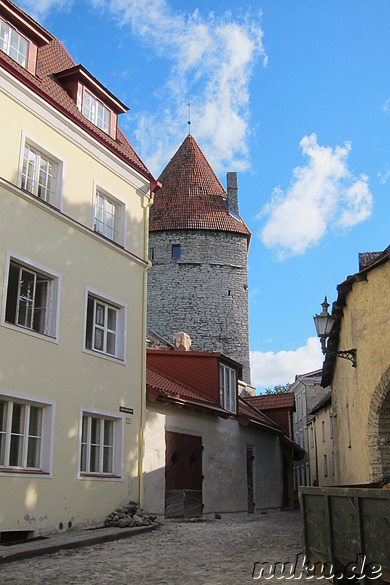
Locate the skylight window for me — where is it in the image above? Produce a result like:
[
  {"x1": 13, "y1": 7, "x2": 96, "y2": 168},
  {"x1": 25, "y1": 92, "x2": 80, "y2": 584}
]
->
[
  {"x1": 83, "y1": 89, "x2": 110, "y2": 134},
  {"x1": 0, "y1": 18, "x2": 28, "y2": 68}
]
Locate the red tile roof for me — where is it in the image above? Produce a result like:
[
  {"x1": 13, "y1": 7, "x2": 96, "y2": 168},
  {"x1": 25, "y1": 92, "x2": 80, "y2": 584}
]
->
[
  {"x1": 0, "y1": 1, "x2": 153, "y2": 181},
  {"x1": 238, "y1": 398, "x2": 282, "y2": 433},
  {"x1": 149, "y1": 134, "x2": 251, "y2": 237},
  {"x1": 146, "y1": 367, "x2": 229, "y2": 417},
  {"x1": 246, "y1": 392, "x2": 295, "y2": 410},
  {"x1": 147, "y1": 365, "x2": 284, "y2": 433}
]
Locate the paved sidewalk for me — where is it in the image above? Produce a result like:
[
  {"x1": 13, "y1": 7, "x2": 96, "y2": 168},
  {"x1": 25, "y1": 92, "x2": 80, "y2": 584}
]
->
[
  {"x1": 0, "y1": 523, "x2": 157, "y2": 564},
  {"x1": 0, "y1": 510, "x2": 310, "y2": 584}
]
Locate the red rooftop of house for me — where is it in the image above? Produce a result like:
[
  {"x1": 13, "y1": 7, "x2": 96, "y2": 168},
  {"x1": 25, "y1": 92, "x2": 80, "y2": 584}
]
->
[{"x1": 246, "y1": 393, "x2": 296, "y2": 410}]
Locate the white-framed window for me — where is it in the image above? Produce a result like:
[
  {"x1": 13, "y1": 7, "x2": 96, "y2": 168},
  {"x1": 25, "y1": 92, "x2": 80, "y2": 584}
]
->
[
  {"x1": 19, "y1": 137, "x2": 62, "y2": 208},
  {"x1": 2, "y1": 253, "x2": 61, "y2": 342},
  {"x1": 93, "y1": 189, "x2": 124, "y2": 244},
  {"x1": 219, "y1": 363, "x2": 237, "y2": 414},
  {"x1": 309, "y1": 425, "x2": 314, "y2": 449},
  {"x1": 0, "y1": 18, "x2": 28, "y2": 68},
  {"x1": 84, "y1": 289, "x2": 126, "y2": 361},
  {"x1": 78, "y1": 410, "x2": 122, "y2": 479},
  {"x1": 0, "y1": 391, "x2": 54, "y2": 476},
  {"x1": 83, "y1": 89, "x2": 110, "y2": 134}
]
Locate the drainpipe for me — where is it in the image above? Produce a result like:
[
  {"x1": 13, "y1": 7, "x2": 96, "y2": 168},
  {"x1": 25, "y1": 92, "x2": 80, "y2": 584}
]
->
[{"x1": 138, "y1": 179, "x2": 161, "y2": 508}]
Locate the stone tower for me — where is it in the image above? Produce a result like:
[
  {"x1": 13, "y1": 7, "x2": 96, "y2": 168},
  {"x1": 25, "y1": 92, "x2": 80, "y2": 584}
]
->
[{"x1": 147, "y1": 134, "x2": 251, "y2": 383}]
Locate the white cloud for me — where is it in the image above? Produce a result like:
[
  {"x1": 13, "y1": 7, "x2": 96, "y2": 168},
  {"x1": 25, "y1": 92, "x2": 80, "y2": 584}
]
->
[
  {"x1": 95, "y1": 1, "x2": 266, "y2": 175},
  {"x1": 250, "y1": 336, "x2": 323, "y2": 390},
  {"x1": 19, "y1": 0, "x2": 265, "y2": 175},
  {"x1": 377, "y1": 168, "x2": 390, "y2": 184},
  {"x1": 20, "y1": 0, "x2": 69, "y2": 19},
  {"x1": 383, "y1": 98, "x2": 390, "y2": 113},
  {"x1": 260, "y1": 134, "x2": 373, "y2": 259}
]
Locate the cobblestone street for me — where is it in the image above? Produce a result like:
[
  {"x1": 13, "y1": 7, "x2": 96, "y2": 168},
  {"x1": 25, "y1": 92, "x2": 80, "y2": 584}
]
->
[{"x1": 0, "y1": 510, "x2": 315, "y2": 585}]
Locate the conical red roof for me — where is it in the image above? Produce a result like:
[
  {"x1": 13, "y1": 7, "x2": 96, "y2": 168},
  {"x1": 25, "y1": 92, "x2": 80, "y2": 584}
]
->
[{"x1": 149, "y1": 135, "x2": 251, "y2": 237}]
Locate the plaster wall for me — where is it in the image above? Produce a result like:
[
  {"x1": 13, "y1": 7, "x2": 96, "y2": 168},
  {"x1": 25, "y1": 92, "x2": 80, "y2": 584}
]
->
[
  {"x1": 148, "y1": 230, "x2": 251, "y2": 383},
  {"x1": 332, "y1": 262, "x2": 390, "y2": 484},
  {"x1": 0, "y1": 186, "x2": 146, "y2": 533},
  {"x1": 292, "y1": 378, "x2": 327, "y2": 488},
  {"x1": 0, "y1": 72, "x2": 151, "y2": 534},
  {"x1": 313, "y1": 404, "x2": 334, "y2": 486},
  {"x1": 1, "y1": 70, "x2": 150, "y2": 260},
  {"x1": 143, "y1": 401, "x2": 282, "y2": 517}
]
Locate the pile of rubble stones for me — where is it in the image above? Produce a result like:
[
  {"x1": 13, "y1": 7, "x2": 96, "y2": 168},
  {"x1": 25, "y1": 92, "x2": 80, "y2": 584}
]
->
[{"x1": 104, "y1": 501, "x2": 159, "y2": 528}]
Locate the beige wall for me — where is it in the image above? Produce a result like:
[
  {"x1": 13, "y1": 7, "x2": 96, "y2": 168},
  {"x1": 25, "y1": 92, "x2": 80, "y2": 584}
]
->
[
  {"x1": 0, "y1": 68, "x2": 151, "y2": 534},
  {"x1": 313, "y1": 403, "x2": 334, "y2": 486},
  {"x1": 143, "y1": 401, "x2": 283, "y2": 517},
  {"x1": 333, "y1": 262, "x2": 390, "y2": 485},
  {"x1": 1, "y1": 69, "x2": 149, "y2": 260}
]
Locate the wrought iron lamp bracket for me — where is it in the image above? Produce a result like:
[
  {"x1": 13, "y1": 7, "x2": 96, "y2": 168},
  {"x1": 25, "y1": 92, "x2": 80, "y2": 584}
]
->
[{"x1": 326, "y1": 348, "x2": 357, "y2": 368}]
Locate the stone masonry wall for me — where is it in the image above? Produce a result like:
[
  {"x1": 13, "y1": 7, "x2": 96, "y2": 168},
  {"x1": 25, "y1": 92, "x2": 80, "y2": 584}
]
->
[{"x1": 147, "y1": 230, "x2": 251, "y2": 383}]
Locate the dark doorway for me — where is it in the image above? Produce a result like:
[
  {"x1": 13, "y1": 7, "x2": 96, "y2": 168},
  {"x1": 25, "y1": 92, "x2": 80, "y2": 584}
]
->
[
  {"x1": 165, "y1": 431, "x2": 203, "y2": 517},
  {"x1": 246, "y1": 445, "x2": 255, "y2": 514}
]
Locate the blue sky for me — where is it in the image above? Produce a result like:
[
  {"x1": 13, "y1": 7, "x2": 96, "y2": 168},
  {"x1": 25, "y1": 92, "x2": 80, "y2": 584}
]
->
[{"x1": 21, "y1": 0, "x2": 390, "y2": 391}]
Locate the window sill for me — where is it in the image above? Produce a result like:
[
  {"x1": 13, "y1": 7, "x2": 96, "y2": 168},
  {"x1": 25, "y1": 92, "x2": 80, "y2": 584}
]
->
[
  {"x1": 82, "y1": 348, "x2": 125, "y2": 365},
  {"x1": 0, "y1": 468, "x2": 50, "y2": 476},
  {"x1": 2, "y1": 321, "x2": 58, "y2": 344},
  {"x1": 78, "y1": 472, "x2": 122, "y2": 481}
]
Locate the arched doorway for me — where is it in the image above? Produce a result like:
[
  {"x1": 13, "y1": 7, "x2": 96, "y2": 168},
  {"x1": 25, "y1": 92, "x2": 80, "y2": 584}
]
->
[{"x1": 367, "y1": 366, "x2": 390, "y2": 483}]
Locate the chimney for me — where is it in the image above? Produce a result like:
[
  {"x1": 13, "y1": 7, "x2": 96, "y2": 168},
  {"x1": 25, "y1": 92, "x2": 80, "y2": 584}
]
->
[
  {"x1": 173, "y1": 332, "x2": 192, "y2": 351},
  {"x1": 226, "y1": 172, "x2": 239, "y2": 216}
]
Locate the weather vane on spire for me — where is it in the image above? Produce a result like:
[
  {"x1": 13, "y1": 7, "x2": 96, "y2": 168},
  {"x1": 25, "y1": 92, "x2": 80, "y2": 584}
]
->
[{"x1": 188, "y1": 102, "x2": 191, "y2": 135}]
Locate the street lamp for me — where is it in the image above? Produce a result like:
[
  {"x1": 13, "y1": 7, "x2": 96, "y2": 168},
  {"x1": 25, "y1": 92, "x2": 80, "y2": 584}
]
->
[{"x1": 313, "y1": 297, "x2": 357, "y2": 367}]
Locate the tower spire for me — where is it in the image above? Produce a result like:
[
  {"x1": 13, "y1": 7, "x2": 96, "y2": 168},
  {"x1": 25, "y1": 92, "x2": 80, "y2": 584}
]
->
[{"x1": 188, "y1": 102, "x2": 191, "y2": 135}]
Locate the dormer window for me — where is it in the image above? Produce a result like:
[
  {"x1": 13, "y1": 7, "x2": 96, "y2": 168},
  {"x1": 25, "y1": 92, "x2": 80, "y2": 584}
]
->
[
  {"x1": 54, "y1": 65, "x2": 128, "y2": 141},
  {"x1": 0, "y1": 18, "x2": 28, "y2": 68},
  {"x1": 83, "y1": 89, "x2": 110, "y2": 135},
  {"x1": 219, "y1": 363, "x2": 237, "y2": 414}
]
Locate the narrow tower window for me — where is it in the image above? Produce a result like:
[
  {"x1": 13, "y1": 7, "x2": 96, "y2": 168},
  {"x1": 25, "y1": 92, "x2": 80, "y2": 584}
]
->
[{"x1": 172, "y1": 244, "x2": 181, "y2": 259}]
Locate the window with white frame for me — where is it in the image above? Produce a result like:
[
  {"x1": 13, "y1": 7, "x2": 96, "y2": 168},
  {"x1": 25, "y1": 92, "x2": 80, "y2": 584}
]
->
[
  {"x1": 93, "y1": 190, "x2": 123, "y2": 243},
  {"x1": 0, "y1": 394, "x2": 54, "y2": 473},
  {"x1": 85, "y1": 292, "x2": 125, "y2": 360},
  {"x1": 83, "y1": 90, "x2": 110, "y2": 134},
  {"x1": 20, "y1": 141, "x2": 61, "y2": 207},
  {"x1": 79, "y1": 411, "x2": 121, "y2": 477},
  {"x1": 0, "y1": 18, "x2": 28, "y2": 68},
  {"x1": 309, "y1": 425, "x2": 314, "y2": 449},
  {"x1": 219, "y1": 363, "x2": 237, "y2": 414},
  {"x1": 3, "y1": 256, "x2": 60, "y2": 340}
]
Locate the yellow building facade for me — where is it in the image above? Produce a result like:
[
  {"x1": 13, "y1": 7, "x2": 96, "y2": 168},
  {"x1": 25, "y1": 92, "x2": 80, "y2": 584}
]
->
[
  {"x1": 0, "y1": 1, "x2": 156, "y2": 535},
  {"x1": 322, "y1": 249, "x2": 390, "y2": 486}
]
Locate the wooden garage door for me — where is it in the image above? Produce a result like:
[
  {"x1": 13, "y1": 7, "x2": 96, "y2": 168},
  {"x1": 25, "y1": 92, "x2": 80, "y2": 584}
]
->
[{"x1": 165, "y1": 431, "x2": 203, "y2": 517}]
